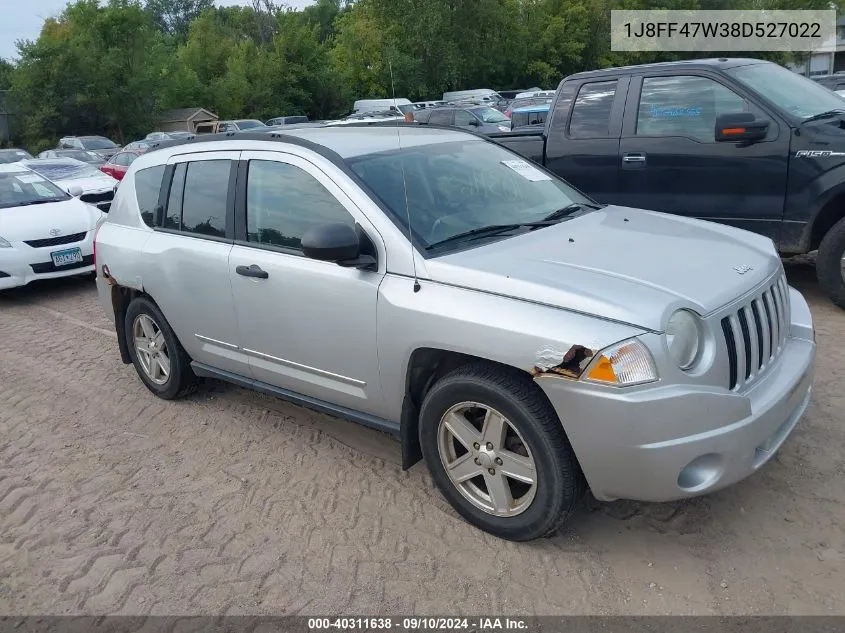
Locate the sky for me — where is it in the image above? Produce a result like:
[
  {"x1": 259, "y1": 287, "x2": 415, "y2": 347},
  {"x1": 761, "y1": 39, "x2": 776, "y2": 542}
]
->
[{"x1": 0, "y1": 0, "x2": 307, "y2": 61}]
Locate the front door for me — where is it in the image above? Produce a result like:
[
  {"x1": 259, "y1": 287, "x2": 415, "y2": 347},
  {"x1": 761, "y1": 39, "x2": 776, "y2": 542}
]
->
[
  {"x1": 227, "y1": 151, "x2": 386, "y2": 417},
  {"x1": 617, "y1": 73, "x2": 790, "y2": 241}
]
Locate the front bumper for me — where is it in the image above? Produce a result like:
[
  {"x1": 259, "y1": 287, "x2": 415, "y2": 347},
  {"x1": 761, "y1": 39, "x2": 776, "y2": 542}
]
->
[
  {"x1": 537, "y1": 286, "x2": 816, "y2": 503},
  {"x1": 0, "y1": 238, "x2": 94, "y2": 290}
]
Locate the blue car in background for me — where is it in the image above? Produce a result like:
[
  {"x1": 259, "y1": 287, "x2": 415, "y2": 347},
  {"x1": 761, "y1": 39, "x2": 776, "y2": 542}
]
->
[{"x1": 510, "y1": 103, "x2": 550, "y2": 131}]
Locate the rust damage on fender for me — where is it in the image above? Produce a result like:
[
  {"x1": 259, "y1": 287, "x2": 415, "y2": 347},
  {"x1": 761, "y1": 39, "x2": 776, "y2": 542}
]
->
[{"x1": 530, "y1": 345, "x2": 594, "y2": 379}]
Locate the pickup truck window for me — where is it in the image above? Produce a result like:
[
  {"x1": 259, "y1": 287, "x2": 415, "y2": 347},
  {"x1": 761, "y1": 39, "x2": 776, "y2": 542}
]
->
[
  {"x1": 245, "y1": 160, "x2": 355, "y2": 251},
  {"x1": 726, "y1": 62, "x2": 845, "y2": 120},
  {"x1": 569, "y1": 80, "x2": 617, "y2": 139},
  {"x1": 636, "y1": 75, "x2": 747, "y2": 142},
  {"x1": 348, "y1": 140, "x2": 592, "y2": 252}
]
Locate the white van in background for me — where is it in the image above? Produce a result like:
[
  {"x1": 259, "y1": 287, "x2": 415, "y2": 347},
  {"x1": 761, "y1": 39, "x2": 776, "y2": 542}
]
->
[
  {"x1": 352, "y1": 98, "x2": 412, "y2": 115},
  {"x1": 442, "y1": 89, "x2": 504, "y2": 104}
]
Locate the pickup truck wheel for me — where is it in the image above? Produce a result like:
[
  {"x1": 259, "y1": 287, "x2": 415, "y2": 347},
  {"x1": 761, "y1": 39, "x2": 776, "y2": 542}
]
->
[
  {"x1": 817, "y1": 216, "x2": 845, "y2": 309},
  {"x1": 125, "y1": 297, "x2": 196, "y2": 399},
  {"x1": 419, "y1": 363, "x2": 584, "y2": 541}
]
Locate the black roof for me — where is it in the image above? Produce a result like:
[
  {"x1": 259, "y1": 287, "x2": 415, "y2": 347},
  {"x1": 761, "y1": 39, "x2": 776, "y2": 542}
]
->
[{"x1": 566, "y1": 57, "x2": 768, "y2": 81}]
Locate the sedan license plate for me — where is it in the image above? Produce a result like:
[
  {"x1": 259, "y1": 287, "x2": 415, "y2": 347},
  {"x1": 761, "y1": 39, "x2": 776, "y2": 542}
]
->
[{"x1": 51, "y1": 247, "x2": 83, "y2": 267}]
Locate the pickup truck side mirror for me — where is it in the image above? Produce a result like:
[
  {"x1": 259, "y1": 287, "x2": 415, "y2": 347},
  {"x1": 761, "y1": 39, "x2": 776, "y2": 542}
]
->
[
  {"x1": 301, "y1": 222, "x2": 377, "y2": 271},
  {"x1": 715, "y1": 112, "x2": 769, "y2": 143}
]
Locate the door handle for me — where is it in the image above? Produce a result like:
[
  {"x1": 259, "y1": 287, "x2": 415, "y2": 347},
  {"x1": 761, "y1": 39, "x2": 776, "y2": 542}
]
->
[
  {"x1": 622, "y1": 153, "x2": 647, "y2": 164},
  {"x1": 236, "y1": 264, "x2": 269, "y2": 279}
]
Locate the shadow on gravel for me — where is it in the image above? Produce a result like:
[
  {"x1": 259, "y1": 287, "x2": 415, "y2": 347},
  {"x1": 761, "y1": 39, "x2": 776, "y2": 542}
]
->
[{"x1": 0, "y1": 274, "x2": 96, "y2": 303}]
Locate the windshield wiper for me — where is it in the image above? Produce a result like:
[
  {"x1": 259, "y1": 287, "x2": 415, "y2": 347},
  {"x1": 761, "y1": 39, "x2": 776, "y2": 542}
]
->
[
  {"x1": 17, "y1": 198, "x2": 68, "y2": 206},
  {"x1": 801, "y1": 109, "x2": 845, "y2": 124},
  {"x1": 425, "y1": 224, "x2": 530, "y2": 250},
  {"x1": 541, "y1": 202, "x2": 602, "y2": 222}
]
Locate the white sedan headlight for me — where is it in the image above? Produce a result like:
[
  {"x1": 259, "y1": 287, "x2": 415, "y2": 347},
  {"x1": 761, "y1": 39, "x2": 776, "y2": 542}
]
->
[
  {"x1": 666, "y1": 309, "x2": 701, "y2": 370},
  {"x1": 0, "y1": 236, "x2": 11, "y2": 248}
]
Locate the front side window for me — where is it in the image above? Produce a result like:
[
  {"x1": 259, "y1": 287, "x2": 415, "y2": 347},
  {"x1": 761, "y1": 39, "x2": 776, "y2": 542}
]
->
[
  {"x1": 348, "y1": 140, "x2": 593, "y2": 253},
  {"x1": 636, "y1": 75, "x2": 749, "y2": 142},
  {"x1": 246, "y1": 160, "x2": 355, "y2": 251},
  {"x1": 454, "y1": 110, "x2": 476, "y2": 126},
  {"x1": 163, "y1": 160, "x2": 230, "y2": 237},
  {"x1": 568, "y1": 80, "x2": 617, "y2": 139}
]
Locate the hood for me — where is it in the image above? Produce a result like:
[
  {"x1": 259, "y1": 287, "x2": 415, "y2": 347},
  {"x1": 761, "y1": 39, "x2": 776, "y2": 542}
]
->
[
  {"x1": 0, "y1": 197, "x2": 104, "y2": 242},
  {"x1": 423, "y1": 207, "x2": 781, "y2": 331},
  {"x1": 54, "y1": 173, "x2": 117, "y2": 194}
]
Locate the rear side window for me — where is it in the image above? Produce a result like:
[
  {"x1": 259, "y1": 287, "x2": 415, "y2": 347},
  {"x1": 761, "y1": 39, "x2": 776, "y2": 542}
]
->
[
  {"x1": 134, "y1": 165, "x2": 164, "y2": 228},
  {"x1": 568, "y1": 80, "x2": 618, "y2": 139},
  {"x1": 163, "y1": 160, "x2": 231, "y2": 237}
]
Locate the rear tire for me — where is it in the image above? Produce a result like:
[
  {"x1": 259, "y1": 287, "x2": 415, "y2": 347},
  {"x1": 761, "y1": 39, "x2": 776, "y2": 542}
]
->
[
  {"x1": 817, "y1": 216, "x2": 845, "y2": 309},
  {"x1": 125, "y1": 296, "x2": 196, "y2": 399},
  {"x1": 419, "y1": 362, "x2": 585, "y2": 541}
]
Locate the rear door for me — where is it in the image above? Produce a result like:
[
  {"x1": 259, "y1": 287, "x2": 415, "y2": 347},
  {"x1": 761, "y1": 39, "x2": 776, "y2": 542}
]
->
[
  {"x1": 140, "y1": 150, "x2": 251, "y2": 376},
  {"x1": 617, "y1": 71, "x2": 789, "y2": 240},
  {"x1": 545, "y1": 76, "x2": 628, "y2": 204}
]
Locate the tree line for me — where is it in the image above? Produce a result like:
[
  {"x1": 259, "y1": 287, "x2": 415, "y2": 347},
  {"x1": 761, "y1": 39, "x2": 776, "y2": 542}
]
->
[{"x1": 0, "y1": 0, "x2": 832, "y2": 151}]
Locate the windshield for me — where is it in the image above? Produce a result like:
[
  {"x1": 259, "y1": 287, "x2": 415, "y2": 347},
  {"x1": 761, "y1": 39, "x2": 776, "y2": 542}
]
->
[
  {"x1": 726, "y1": 63, "x2": 845, "y2": 119},
  {"x1": 81, "y1": 137, "x2": 118, "y2": 150},
  {"x1": 0, "y1": 170, "x2": 71, "y2": 209},
  {"x1": 236, "y1": 120, "x2": 267, "y2": 129},
  {"x1": 473, "y1": 107, "x2": 508, "y2": 123},
  {"x1": 0, "y1": 150, "x2": 32, "y2": 164},
  {"x1": 27, "y1": 161, "x2": 105, "y2": 181},
  {"x1": 348, "y1": 140, "x2": 593, "y2": 252}
]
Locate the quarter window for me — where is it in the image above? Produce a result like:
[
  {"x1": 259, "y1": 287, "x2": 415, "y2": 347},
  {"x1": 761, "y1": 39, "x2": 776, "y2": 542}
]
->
[
  {"x1": 568, "y1": 80, "x2": 618, "y2": 139},
  {"x1": 135, "y1": 165, "x2": 165, "y2": 228},
  {"x1": 246, "y1": 160, "x2": 355, "y2": 251},
  {"x1": 636, "y1": 75, "x2": 750, "y2": 142}
]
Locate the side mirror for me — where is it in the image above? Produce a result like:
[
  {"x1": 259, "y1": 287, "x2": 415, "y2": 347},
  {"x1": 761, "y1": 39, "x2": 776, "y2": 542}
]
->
[
  {"x1": 468, "y1": 119, "x2": 480, "y2": 126},
  {"x1": 67, "y1": 185, "x2": 83, "y2": 197},
  {"x1": 301, "y1": 223, "x2": 376, "y2": 270},
  {"x1": 715, "y1": 112, "x2": 769, "y2": 143}
]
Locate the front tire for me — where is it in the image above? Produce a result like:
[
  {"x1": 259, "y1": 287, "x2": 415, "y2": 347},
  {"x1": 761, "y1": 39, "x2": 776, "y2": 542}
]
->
[
  {"x1": 816, "y1": 216, "x2": 845, "y2": 309},
  {"x1": 419, "y1": 363, "x2": 585, "y2": 541},
  {"x1": 125, "y1": 296, "x2": 196, "y2": 399}
]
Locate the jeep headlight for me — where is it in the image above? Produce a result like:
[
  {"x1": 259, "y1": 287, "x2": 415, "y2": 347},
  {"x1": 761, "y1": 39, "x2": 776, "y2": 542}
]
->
[
  {"x1": 584, "y1": 339, "x2": 658, "y2": 386},
  {"x1": 666, "y1": 309, "x2": 701, "y2": 370}
]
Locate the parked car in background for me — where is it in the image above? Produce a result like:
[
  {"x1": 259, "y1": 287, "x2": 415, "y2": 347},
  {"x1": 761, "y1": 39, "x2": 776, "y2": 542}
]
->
[
  {"x1": 492, "y1": 57, "x2": 845, "y2": 309},
  {"x1": 330, "y1": 111, "x2": 405, "y2": 125},
  {"x1": 0, "y1": 163, "x2": 103, "y2": 289},
  {"x1": 812, "y1": 73, "x2": 845, "y2": 93},
  {"x1": 99, "y1": 149, "x2": 146, "y2": 181},
  {"x1": 415, "y1": 105, "x2": 511, "y2": 132},
  {"x1": 124, "y1": 140, "x2": 154, "y2": 151},
  {"x1": 514, "y1": 89, "x2": 555, "y2": 100},
  {"x1": 0, "y1": 149, "x2": 34, "y2": 164},
  {"x1": 498, "y1": 87, "x2": 542, "y2": 100},
  {"x1": 504, "y1": 96, "x2": 554, "y2": 119},
  {"x1": 94, "y1": 126, "x2": 814, "y2": 541},
  {"x1": 58, "y1": 136, "x2": 120, "y2": 160},
  {"x1": 146, "y1": 131, "x2": 196, "y2": 142},
  {"x1": 509, "y1": 104, "x2": 550, "y2": 131},
  {"x1": 217, "y1": 120, "x2": 267, "y2": 133},
  {"x1": 266, "y1": 116, "x2": 309, "y2": 126},
  {"x1": 37, "y1": 149, "x2": 105, "y2": 166},
  {"x1": 443, "y1": 89, "x2": 504, "y2": 105},
  {"x1": 22, "y1": 158, "x2": 119, "y2": 213}
]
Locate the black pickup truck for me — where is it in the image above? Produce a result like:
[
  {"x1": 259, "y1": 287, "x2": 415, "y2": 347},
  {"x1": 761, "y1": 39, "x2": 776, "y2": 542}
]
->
[{"x1": 491, "y1": 57, "x2": 845, "y2": 308}]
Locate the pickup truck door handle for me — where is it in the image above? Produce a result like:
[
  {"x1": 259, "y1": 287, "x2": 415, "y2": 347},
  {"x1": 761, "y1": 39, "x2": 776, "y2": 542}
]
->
[
  {"x1": 236, "y1": 264, "x2": 269, "y2": 279},
  {"x1": 622, "y1": 152, "x2": 647, "y2": 164}
]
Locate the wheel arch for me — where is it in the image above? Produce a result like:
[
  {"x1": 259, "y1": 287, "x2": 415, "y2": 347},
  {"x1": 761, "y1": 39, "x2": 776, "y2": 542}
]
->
[
  {"x1": 109, "y1": 284, "x2": 167, "y2": 365},
  {"x1": 809, "y1": 191, "x2": 845, "y2": 251}
]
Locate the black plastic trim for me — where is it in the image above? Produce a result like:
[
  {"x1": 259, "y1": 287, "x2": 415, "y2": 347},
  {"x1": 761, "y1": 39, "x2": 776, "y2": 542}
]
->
[{"x1": 190, "y1": 362, "x2": 401, "y2": 437}]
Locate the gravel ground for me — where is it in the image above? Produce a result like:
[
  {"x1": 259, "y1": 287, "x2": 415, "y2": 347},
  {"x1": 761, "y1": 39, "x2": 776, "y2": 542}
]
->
[{"x1": 0, "y1": 257, "x2": 843, "y2": 616}]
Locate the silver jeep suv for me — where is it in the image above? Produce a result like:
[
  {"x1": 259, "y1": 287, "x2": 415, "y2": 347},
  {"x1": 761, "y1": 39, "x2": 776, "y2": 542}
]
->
[{"x1": 94, "y1": 127, "x2": 816, "y2": 541}]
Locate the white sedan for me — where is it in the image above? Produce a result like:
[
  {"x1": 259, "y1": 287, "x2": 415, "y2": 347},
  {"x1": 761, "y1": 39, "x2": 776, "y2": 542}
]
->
[
  {"x1": 0, "y1": 164, "x2": 104, "y2": 290},
  {"x1": 22, "y1": 157, "x2": 118, "y2": 212}
]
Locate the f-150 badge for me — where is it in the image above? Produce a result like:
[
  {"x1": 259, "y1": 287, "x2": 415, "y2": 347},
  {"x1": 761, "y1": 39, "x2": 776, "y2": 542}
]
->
[{"x1": 795, "y1": 150, "x2": 845, "y2": 158}]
